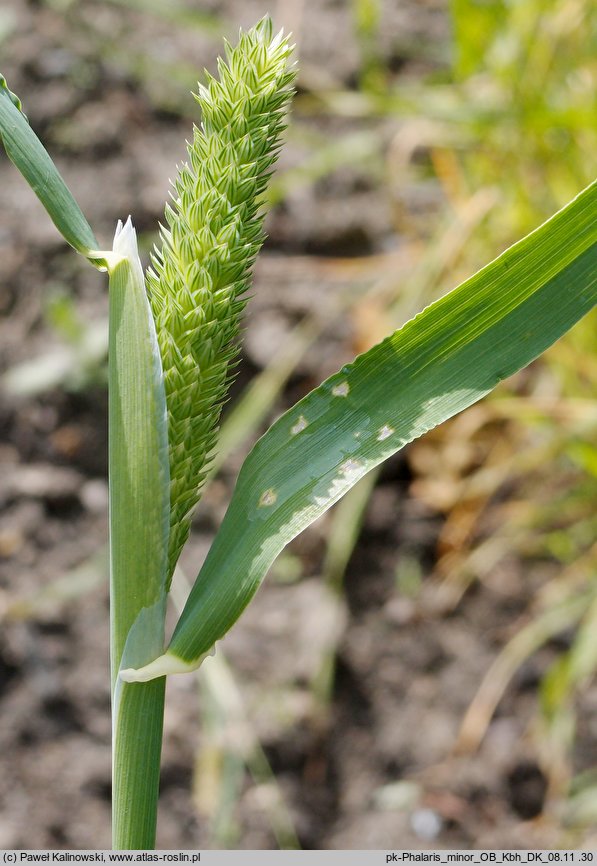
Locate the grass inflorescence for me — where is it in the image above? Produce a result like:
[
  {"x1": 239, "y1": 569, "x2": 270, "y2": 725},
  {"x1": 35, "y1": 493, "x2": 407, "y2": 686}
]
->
[{"x1": 146, "y1": 18, "x2": 295, "y2": 578}]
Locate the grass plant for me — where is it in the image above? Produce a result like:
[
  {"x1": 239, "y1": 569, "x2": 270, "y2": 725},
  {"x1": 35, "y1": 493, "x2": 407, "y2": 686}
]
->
[{"x1": 1, "y1": 15, "x2": 596, "y2": 849}]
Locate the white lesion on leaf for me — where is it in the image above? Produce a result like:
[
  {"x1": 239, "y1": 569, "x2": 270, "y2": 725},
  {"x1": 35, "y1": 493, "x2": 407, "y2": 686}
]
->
[
  {"x1": 332, "y1": 381, "x2": 350, "y2": 397},
  {"x1": 377, "y1": 424, "x2": 394, "y2": 441},
  {"x1": 290, "y1": 415, "x2": 308, "y2": 435},
  {"x1": 340, "y1": 458, "x2": 362, "y2": 475},
  {"x1": 258, "y1": 488, "x2": 278, "y2": 507},
  {"x1": 312, "y1": 459, "x2": 363, "y2": 509}
]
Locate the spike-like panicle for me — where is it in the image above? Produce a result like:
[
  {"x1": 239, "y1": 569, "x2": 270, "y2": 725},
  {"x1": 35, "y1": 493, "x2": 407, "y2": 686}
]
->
[{"x1": 146, "y1": 18, "x2": 295, "y2": 579}]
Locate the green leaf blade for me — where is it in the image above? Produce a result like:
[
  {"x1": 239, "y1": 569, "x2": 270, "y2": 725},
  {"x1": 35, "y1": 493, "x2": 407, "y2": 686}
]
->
[
  {"x1": 0, "y1": 78, "x2": 97, "y2": 256},
  {"x1": 123, "y1": 180, "x2": 597, "y2": 681}
]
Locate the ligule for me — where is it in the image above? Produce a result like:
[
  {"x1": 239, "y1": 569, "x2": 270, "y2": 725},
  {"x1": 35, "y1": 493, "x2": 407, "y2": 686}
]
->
[{"x1": 146, "y1": 17, "x2": 295, "y2": 579}]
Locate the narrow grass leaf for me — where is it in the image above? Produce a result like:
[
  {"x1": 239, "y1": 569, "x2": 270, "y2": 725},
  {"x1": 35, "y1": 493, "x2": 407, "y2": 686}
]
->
[
  {"x1": 0, "y1": 74, "x2": 98, "y2": 257},
  {"x1": 122, "y1": 180, "x2": 597, "y2": 682}
]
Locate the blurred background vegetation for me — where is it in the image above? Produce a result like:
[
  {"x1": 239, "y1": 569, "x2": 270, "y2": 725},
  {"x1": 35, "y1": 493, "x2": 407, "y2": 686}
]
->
[{"x1": 0, "y1": 0, "x2": 596, "y2": 849}]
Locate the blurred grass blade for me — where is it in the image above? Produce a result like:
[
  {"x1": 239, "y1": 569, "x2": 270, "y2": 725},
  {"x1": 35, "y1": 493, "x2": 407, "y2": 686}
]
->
[
  {"x1": 0, "y1": 74, "x2": 98, "y2": 257},
  {"x1": 122, "y1": 179, "x2": 597, "y2": 682},
  {"x1": 456, "y1": 589, "x2": 594, "y2": 755}
]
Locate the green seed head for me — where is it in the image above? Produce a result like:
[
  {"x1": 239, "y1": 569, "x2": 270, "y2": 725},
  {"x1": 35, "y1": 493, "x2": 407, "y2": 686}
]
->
[{"x1": 146, "y1": 17, "x2": 295, "y2": 579}]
